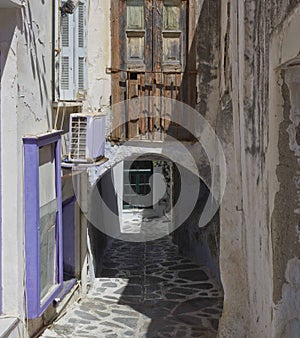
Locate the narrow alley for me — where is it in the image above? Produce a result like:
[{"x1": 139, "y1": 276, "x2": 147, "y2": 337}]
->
[
  {"x1": 2, "y1": 1, "x2": 300, "y2": 337},
  {"x1": 41, "y1": 235, "x2": 223, "y2": 338}
]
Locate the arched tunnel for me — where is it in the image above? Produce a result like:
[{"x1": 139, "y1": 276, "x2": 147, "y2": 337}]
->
[{"x1": 87, "y1": 155, "x2": 224, "y2": 337}]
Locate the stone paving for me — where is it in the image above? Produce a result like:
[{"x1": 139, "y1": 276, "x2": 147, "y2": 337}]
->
[
  {"x1": 41, "y1": 222, "x2": 223, "y2": 338},
  {"x1": 119, "y1": 209, "x2": 172, "y2": 241}
]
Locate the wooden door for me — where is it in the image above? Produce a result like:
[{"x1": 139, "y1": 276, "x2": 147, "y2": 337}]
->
[{"x1": 111, "y1": 0, "x2": 193, "y2": 141}]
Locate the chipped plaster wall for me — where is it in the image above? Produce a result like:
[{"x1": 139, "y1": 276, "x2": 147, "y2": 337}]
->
[
  {"x1": 215, "y1": 0, "x2": 300, "y2": 337},
  {"x1": 273, "y1": 258, "x2": 300, "y2": 337},
  {"x1": 268, "y1": 6, "x2": 300, "y2": 335},
  {"x1": 194, "y1": 0, "x2": 221, "y2": 129},
  {"x1": 216, "y1": 1, "x2": 251, "y2": 335},
  {"x1": 84, "y1": 0, "x2": 111, "y2": 119}
]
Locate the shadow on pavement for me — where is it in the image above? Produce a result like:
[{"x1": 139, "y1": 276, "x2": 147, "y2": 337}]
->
[{"x1": 100, "y1": 236, "x2": 223, "y2": 338}]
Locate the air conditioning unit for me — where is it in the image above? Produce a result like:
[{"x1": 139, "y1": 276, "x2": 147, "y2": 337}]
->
[{"x1": 68, "y1": 113, "x2": 106, "y2": 163}]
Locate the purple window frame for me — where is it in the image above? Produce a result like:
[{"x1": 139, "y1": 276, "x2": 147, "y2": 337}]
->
[{"x1": 23, "y1": 131, "x2": 63, "y2": 319}]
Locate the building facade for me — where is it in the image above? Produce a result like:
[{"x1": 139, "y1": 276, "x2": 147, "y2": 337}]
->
[
  {"x1": 0, "y1": 1, "x2": 110, "y2": 336},
  {"x1": 0, "y1": 0, "x2": 299, "y2": 337}
]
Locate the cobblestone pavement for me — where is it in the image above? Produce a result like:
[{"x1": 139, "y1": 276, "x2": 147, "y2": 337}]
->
[{"x1": 41, "y1": 233, "x2": 223, "y2": 337}]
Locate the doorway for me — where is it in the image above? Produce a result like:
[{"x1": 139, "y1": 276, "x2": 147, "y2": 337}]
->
[{"x1": 123, "y1": 160, "x2": 154, "y2": 210}]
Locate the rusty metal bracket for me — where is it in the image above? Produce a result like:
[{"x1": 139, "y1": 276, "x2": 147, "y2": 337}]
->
[{"x1": 106, "y1": 67, "x2": 121, "y2": 74}]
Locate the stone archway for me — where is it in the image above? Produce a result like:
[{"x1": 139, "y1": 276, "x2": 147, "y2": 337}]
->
[{"x1": 86, "y1": 147, "x2": 223, "y2": 336}]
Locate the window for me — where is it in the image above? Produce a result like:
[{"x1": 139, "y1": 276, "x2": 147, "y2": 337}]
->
[
  {"x1": 162, "y1": 0, "x2": 182, "y2": 65},
  {"x1": 23, "y1": 131, "x2": 63, "y2": 318},
  {"x1": 58, "y1": 1, "x2": 87, "y2": 101},
  {"x1": 126, "y1": 0, "x2": 145, "y2": 67},
  {"x1": 123, "y1": 160, "x2": 153, "y2": 209}
]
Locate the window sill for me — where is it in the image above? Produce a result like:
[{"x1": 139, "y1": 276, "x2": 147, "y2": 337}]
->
[
  {"x1": 0, "y1": 317, "x2": 20, "y2": 338},
  {"x1": 53, "y1": 279, "x2": 77, "y2": 305},
  {"x1": 61, "y1": 156, "x2": 108, "y2": 169}
]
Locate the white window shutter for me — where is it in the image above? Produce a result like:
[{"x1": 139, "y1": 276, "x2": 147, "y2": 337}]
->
[
  {"x1": 74, "y1": 0, "x2": 87, "y2": 99},
  {"x1": 59, "y1": 10, "x2": 74, "y2": 100}
]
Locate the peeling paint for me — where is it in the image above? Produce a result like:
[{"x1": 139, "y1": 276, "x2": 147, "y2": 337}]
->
[
  {"x1": 218, "y1": 1, "x2": 300, "y2": 337},
  {"x1": 273, "y1": 258, "x2": 300, "y2": 338}
]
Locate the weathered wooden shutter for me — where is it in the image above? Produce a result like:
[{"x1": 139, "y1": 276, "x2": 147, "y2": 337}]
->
[
  {"x1": 125, "y1": 0, "x2": 147, "y2": 71},
  {"x1": 111, "y1": 0, "x2": 192, "y2": 141},
  {"x1": 60, "y1": 9, "x2": 74, "y2": 100},
  {"x1": 74, "y1": 0, "x2": 87, "y2": 99}
]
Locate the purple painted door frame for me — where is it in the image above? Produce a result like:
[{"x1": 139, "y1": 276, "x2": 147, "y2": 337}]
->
[
  {"x1": 62, "y1": 196, "x2": 76, "y2": 279},
  {"x1": 23, "y1": 131, "x2": 63, "y2": 319}
]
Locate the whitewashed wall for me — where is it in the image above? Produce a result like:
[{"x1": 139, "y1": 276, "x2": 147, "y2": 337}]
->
[
  {"x1": 0, "y1": 1, "x2": 53, "y2": 322},
  {"x1": 0, "y1": 0, "x2": 112, "y2": 336},
  {"x1": 85, "y1": 0, "x2": 111, "y2": 115}
]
